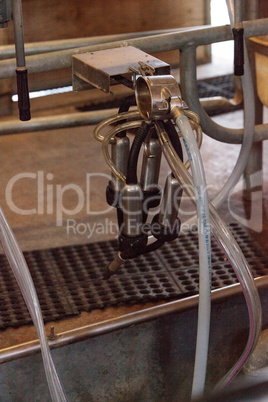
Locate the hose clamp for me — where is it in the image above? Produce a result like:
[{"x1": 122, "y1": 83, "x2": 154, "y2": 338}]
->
[{"x1": 135, "y1": 75, "x2": 186, "y2": 120}]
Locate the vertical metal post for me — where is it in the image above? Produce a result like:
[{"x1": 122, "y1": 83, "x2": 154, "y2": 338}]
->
[
  {"x1": 245, "y1": 0, "x2": 259, "y2": 20},
  {"x1": 12, "y1": 0, "x2": 31, "y2": 121}
]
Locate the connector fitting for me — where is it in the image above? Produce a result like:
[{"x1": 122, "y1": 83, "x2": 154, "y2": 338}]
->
[{"x1": 135, "y1": 75, "x2": 183, "y2": 120}]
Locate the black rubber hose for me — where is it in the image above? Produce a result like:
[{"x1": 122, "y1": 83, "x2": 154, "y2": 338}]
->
[
  {"x1": 163, "y1": 120, "x2": 183, "y2": 161},
  {"x1": 233, "y1": 27, "x2": 244, "y2": 76},
  {"x1": 126, "y1": 121, "x2": 152, "y2": 185},
  {"x1": 121, "y1": 239, "x2": 165, "y2": 260},
  {"x1": 119, "y1": 95, "x2": 136, "y2": 114},
  {"x1": 117, "y1": 95, "x2": 136, "y2": 138},
  {"x1": 116, "y1": 207, "x2": 124, "y2": 232},
  {"x1": 142, "y1": 239, "x2": 165, "y2": 255}
]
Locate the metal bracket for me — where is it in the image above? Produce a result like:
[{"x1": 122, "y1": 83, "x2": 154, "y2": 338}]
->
[{"x1": 72, "y1": 46, "x2": 170, "y2": 93}]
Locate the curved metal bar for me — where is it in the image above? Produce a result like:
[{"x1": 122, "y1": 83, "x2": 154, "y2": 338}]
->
[{"x1": 180, "y1": 45, "x2": 268, "y2": 144}]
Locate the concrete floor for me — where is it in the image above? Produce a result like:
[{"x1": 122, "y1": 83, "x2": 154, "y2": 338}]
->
[{"x1": 0, "y1": 57, "x2": 267, "y2": 355}]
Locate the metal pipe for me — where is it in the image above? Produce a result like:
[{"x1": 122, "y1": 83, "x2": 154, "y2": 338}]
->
[
  {"x1": 0, "y1": 109, "x2": 119, "y2": 135},
  {"x1": 12, "y1": 0, "x2": 31, "y2": 121},
  {"x1": 245, "y1": 0, "x2": 259, "y2": 20},
  {"x1": 243, "y1": 34, "x2": 264, "y2": 195},
  {"x1": 0, "y1": 99, "x2": 267, "y2": 141},
  {"x1": 200, "y1": 96, "x2": 241, "y2": 114},
  {"x1": 12, "y1": 0, "x2": 25, "y2": 68},
  {"x1": 234, "y1": 0, "x2": 244, "y2": 26},
  {"x1": 0, "y1": 275, "x2": 267, "y2": 365},
  {"x1": 1, "y1": 19, "x2": 268, "y2": 79},
  {"x1": 0, "y1": 27, "x2": 200, "y2": 60},
  {"x1": 180, "y1": 45, "x2": 268, "y2": 144}
]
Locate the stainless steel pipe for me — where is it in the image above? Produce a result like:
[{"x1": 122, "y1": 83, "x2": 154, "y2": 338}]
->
[
  {"x1": 0, "y1": 19, "x2": 268, "y2": 79},
  {"x1": 0, "y1": 109, "x2": 118, "y2": 135},
  {"x1": 180, "y1": 45, "x2": 268, "y2": 144},
  {"x1": 12, "y1": 0, "x2": 26, "y2": 68},
  {"x1": 0, "y1": 27, "x2": 195, "y2": 60},
  {"x1": 1, "y1": 107, "x2": 267, "y2": 141},
  {"x1": 0, "y1": 275, "x2": 267, "y2": 365}
]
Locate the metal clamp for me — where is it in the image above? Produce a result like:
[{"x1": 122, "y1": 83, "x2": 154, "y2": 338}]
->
[{"x1": 135, "y1": 75, "x2": 185, "y2": 120}]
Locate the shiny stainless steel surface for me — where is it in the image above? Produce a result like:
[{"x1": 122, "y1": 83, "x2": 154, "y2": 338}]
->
[
  {"x1": 107, "y1": 252, "x2": 125, "y2": 273},
  {"x1": 72, "y1": 46, "x2": 170, "y2": 93},
  {"x1": 122, "y1": 184, "x2": 143, "y2": 236},
  {"x1": 140, "y1": 137, "x2": 162, "y2": 192},
  {"x1": 158, "y1": 174, "x2": 182, "y2": 228},
  {"x1": 111, "y1": 136, "x2": 130, "y2": 192},
  {"x1": 135, "y1": 75, "x2": 182, "y2": 120}
]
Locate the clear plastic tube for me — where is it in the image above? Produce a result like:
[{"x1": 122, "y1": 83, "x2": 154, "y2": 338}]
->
[
  {"x1": 157, "y1": 126, "x2": 262, "y2": 391},
  {"x1": 181, "y1": 115, "x2": 203, "y2": 170},
  {"x1": 0, "y1": 206, "x2": 66, "y2": 402},
  {"x1": 93, "y1": 110, "x2": 141, "y2": 142},
  {"x1": 161, "y1": 110, "x2": 212, "y2": 399}
]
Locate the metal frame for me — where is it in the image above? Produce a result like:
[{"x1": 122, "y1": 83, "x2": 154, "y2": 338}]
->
[
  {"x1": 0, "y1": 19, "x2": 267, "y2": 142},
  {"x1": 0, "y1": 7, "x2": 267, "y2": 399},
  {"x1": 0, "y1": 19, "x2": 268, "y2": 79},
  {"x1": 1, "y1": 275, "x2": 268, "y2": 365}
]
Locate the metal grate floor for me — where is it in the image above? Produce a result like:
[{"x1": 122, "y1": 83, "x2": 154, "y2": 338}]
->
[
  {"x1": 197, "y1": 74, "x2": 243, "y2": 115},
  {"x1": 197, "y1": 74, "x2": 236, "y2": 99},
  {"x1": 0, "y1": 222, "x2": 267, "y2": 329}
]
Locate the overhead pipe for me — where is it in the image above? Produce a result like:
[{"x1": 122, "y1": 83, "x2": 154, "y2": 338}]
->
[
  {"x1": 0, "y1": 109, "x2": 119, "y2": 135},
  {"x1": 1, "y1": 107, "x2": 267, "y2": 141},
  {"x1": 0, "y1": 26, "x2": 200, "y2": 60},
  {"x1": 0, "y1": 19, "x2": 268, "y2": 79}
]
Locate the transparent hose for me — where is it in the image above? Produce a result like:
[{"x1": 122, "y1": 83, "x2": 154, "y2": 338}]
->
[
  {"x1": 181, "y1": 115, "x2": 203, "y2": 170},
  {"x1": 161, "y1": 110, "x2": 212, "y2": 399},
  {"x1": 93, "y1": 110, "x2": 141, "y2": 142},
  {"x1": 157, "y1": 127, "x2": 262, "y2": 391},
  {"x1": 0, "y1": 206, "x2": 66, "y2": 402}
]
